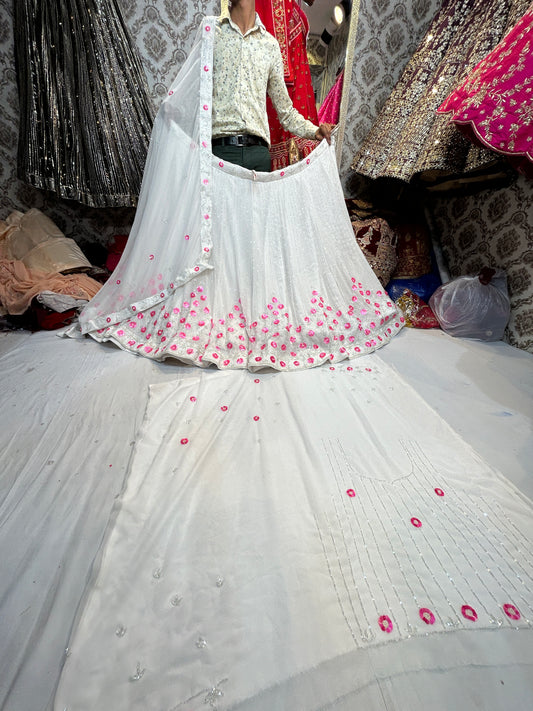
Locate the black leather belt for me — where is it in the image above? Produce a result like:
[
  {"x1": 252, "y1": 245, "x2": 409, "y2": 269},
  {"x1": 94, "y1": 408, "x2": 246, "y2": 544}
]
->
[{"x1": 212, "y1": 134, "x2": 268, "y2": 148}]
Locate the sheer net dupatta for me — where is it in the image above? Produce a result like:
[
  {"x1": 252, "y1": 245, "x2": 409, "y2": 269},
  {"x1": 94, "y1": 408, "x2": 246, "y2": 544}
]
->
[{"x1": 78, "y1": 19, "x2": 215, "y2": 335}]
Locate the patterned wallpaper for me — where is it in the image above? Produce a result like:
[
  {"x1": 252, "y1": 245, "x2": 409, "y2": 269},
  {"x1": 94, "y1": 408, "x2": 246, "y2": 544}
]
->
[
  {"x1": 427, "y1": 176, "x2": 533, "y2": 353},
  {"x1": 0, "y1": 0, "x2": 219, "y2": 249},
  {"x1": 339, "y1": 0, "x2": 442, "y2": 192}
]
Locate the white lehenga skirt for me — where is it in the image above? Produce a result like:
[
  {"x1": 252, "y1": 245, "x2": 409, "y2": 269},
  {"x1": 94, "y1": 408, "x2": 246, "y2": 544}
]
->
[
  {"x1": 84, "y1": 141, "x2": 403, "y2": 371},
  {"x1": 71, "y1": 17, "x2": 403, "y2": 371}
]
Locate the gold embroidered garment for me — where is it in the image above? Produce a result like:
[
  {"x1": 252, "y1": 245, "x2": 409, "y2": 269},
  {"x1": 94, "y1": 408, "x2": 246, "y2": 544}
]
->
[
  {"x1": 212, "y1": 14, "x2": 318, "y2": 145},
  {"x1": 351, "y1": 0, "x2": 531, "y2": 184}
]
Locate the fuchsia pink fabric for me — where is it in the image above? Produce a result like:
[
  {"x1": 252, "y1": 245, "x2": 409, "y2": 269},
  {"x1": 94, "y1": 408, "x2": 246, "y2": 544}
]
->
[{"x1": 438, "y1": 4, "x2": 533, "y2": 177}]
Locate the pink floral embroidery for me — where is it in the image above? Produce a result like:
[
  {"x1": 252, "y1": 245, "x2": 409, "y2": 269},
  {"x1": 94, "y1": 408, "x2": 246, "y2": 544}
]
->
[
  {"x1": 410, "y1": 517, "x2": 422, "y2": 528},
  {"x1": 204, "y1": 65, "x2": 209, "y2": 72},
  {"x1": 190, "y1": 396, "x2": 197, "y2": 402},
  {"x1": 434, "y1": 488, "x2": 445, "y2": 496},
  {"x1": 503, "y1": 604, "x2": 521, "y2": 620},
  {"x1": 203, "y1": 104, "x2": 209, "y2": 111},
  {"x1": 346, "y1": 489, "x2": 356, "y2": 497},
  {"x1": 378, "y1": 615, "x2": 393, "y2": 633},
  {"x1": 221, "y1": 406, "x2": 228, "y2": 412},
  {"x1": 253, "y1": 415, "x2": 260, "y2": 421},
  {"x1": 219, "y1": 161, "x2": 224, "y2": 167},
  {"x1": 205, "y1": 25, "x2": 211, "y2": 31},
  {"x1": 461, "y1": 605, "x2": 478, "y2": 622},
  {"x1": 149, "y1": 255, "x2": 154, "y2": 260},
  {"x1": 419, "y1": 608, "x2": 435, "y2": 625},
  {"x1": 254, "y1": 378, "x2": 260, "y2": 383}
]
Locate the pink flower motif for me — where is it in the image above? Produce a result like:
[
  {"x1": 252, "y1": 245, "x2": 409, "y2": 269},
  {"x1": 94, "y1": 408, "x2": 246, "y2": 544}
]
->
[
  {"x1": 378, "y1": 615, "x2": 393, "y2": 633},
  {"x1": 411, "y1": 517, "x2": 422, "y2": 528},
  {"x1": 306, "y1": 158, "x2": 310, "y2": 164},
  {"x1": 503, "y1": 604, "x2": 521, "y2": 620},
  {"x1": 461, "y1": 605, "x2": 478, "y2": 622},
  {"x1": 221, "y1": 405, "x2": 228, "y2": 412},
  {"x1": 184, "y1": 234, "x2": 190, "y2": 240},
  {"x1": 205, "y1": 25, "x2": 211, "y2": 31},
  {"x1": 223, "y1": 359, "x2": 230, "y2": 366},
  {"x1": 280, "y1": 360, "x2": 286, "y2": 367},
  {"x1": 280, "y1": 171, "x2": 285, "y2": 176},
  {"x1": 148, "y1": 255, "x2": 154, "y2": 261},
  {"x1": 204, "y1": 65, "x2": 209, "y2": 72},
  {"x1": 254, "y1": 378, "x2": 260, "y2": 383},
  {"x1": 203, "y1": 104, "x2": 209, "y2": 111},
  {"x1": 346, "y1": 489, "x2": 356, "y2": 497},
  {"x1": 253, "y1": 415, "x2": 260, "y2": 421},
  {"x1": 219, "y1": 161, "x2": 224, "y2": 167},
  {"x1": 347, "y1": 366, "x2": 353, "y2": 371},
  {"x1": 204, "y1": 214, "x2": 210, "y2": 220},
  {"x1": 190, "y1": 396, "x2": 197, "y2": 403},
  {"x1": 203, "y1": 178, "x2": 209, "y2": 185},
  {"x1": 434, "y1": 488, "x2": 445, "y2": 497},
  {"x1": 419, "y1": 608, "x2": 435, "y2": 625}
]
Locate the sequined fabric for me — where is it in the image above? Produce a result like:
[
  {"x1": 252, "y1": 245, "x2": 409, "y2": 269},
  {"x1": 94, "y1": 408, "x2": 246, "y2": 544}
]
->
[
  {"x1": 14, "y1": 0, "x2": 154, "y2": 207},
  {"x1": 350, "y1": 0, "x2": 531, "y2": 184},
  {"x1": 438, "y1": 3, "x2": 533, "y2": 178}
]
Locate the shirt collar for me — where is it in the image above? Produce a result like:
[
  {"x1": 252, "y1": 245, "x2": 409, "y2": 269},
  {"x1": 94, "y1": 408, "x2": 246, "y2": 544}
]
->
[{"x1": 220, "y1": 12, "x2": 266, "y2": 36}]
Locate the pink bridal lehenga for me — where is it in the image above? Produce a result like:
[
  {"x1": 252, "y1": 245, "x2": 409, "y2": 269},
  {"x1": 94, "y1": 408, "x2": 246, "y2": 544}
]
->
[
  {"x1": 69, "y1": 17, "x2": 403, "y2": 371},
  {"x1": 438, "y1": 2, "x2": 533, "y2": 178}
]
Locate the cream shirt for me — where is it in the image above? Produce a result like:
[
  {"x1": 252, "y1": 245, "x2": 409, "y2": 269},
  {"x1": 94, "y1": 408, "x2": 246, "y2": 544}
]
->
[{"x1": 212, "y1": 13, "x2": 318, "y2": 145}]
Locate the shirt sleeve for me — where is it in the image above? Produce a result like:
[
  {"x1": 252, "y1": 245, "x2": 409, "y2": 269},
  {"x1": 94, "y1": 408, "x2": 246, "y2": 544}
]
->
[{"x1": 267, "y1": 42, "x2": 318, "y2": 141}]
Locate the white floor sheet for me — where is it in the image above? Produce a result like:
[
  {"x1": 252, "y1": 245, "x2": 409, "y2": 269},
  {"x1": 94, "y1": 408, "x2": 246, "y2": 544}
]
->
[{"x1": 1, "y1": 329, "x2": 532, "y2": 711}]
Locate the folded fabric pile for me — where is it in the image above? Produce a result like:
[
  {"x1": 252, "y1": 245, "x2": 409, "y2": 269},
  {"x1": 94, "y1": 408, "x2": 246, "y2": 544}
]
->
[{"x1": 0, "y1": 209, "x2": 102, "y2": 327}]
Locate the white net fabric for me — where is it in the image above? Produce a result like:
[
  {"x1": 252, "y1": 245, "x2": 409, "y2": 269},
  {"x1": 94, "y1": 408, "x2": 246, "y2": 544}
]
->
[{"x1": 76, "y1": 17, "x2": 403, "y2": 370}]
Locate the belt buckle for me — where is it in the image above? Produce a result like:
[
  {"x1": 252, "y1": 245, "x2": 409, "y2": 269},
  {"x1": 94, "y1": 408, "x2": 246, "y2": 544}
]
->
[{"x1": 236, "y1": 135, "x2": 246, "y2": 146}]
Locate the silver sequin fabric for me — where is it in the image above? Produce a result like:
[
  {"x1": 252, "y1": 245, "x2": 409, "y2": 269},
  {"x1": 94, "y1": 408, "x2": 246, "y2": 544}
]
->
[{"x1": 14, "y1": 0, "x2": 155, "y2": 207}]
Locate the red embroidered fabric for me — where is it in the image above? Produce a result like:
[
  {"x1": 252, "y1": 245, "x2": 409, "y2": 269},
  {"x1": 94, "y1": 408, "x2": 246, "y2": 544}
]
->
[{"x1": 256, "y1": 0, "x2": 319, "y2": 170}]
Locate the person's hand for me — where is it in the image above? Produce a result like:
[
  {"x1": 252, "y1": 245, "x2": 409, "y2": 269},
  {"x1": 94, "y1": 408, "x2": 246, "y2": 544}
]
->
[{"x1": 315, "y1": 123, "x2": 333, "y2": 144}]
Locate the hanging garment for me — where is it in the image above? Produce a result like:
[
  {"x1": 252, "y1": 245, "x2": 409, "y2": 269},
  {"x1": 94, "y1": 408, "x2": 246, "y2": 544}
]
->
[
  {"x1": 68, "y1": 17, "x2": 403, "y2": 372},
  {"x1": 350, "y1": 0, "x2": 531, "y2": 184},
  {"x1": 437, "y1": 3, "x2": 533, "y2": 178},
  {"x1": 318, "y1": 69, "x2": 345, "y2": 126},
  {"x1": 14, "y1": 0, "x2": 154, "y2": 207},
  {"x1": 256, "y1": 0, "x2": 320, "y2": 169}
]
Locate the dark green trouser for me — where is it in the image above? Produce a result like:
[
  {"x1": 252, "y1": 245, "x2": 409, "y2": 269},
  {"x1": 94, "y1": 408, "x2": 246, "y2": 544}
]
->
[{"x1": 212, "y1": 143, "x2": 271, "y2": 172}]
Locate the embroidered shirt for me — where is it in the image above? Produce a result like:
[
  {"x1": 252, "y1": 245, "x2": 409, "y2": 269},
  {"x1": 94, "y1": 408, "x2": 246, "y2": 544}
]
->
[{"x1": 212, "y1": 13, "x2": 318, "y2": 145}]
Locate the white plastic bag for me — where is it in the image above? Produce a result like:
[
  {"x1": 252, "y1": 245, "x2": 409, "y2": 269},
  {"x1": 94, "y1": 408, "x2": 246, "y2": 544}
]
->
[{"x1": 429, "y1": 268, "x2": 510, "y2": 341}]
